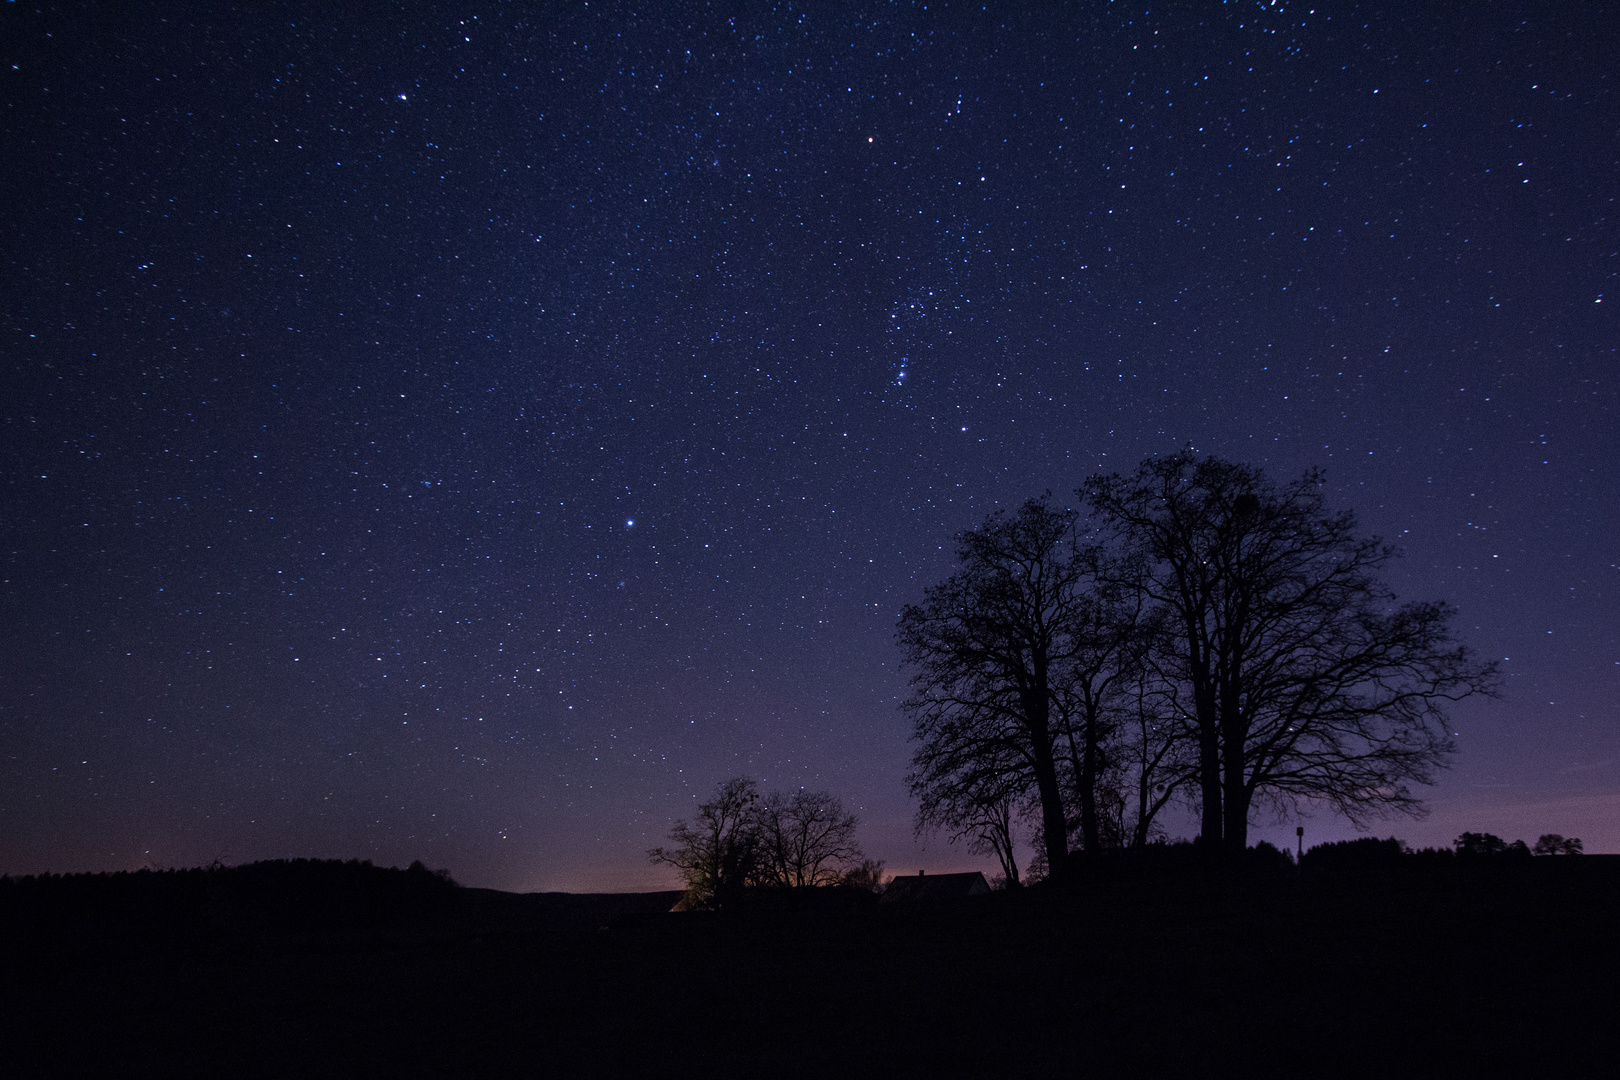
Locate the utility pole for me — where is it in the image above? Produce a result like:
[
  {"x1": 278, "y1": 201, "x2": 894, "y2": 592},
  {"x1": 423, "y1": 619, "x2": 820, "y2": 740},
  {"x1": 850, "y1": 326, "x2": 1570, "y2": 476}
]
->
[{"x1": 1296, "y1": 826, "x2": 1304, "y2": 863}]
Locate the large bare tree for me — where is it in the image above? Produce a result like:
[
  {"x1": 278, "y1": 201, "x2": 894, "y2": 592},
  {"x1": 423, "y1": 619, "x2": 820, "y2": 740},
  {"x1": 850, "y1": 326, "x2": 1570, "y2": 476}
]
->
[
  {"x1": 898, "y1": 497, "x2": 1092, "y2": 876},
  {"x1": 1083, "y1": 453, "x2": 1499, "y2": 852}
]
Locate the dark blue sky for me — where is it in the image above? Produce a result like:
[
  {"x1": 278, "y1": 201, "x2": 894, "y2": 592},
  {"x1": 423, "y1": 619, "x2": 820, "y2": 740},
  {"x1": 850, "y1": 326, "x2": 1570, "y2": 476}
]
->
[{"x1": 3, "y1": 2, "x2": 1615, "y2": 890}]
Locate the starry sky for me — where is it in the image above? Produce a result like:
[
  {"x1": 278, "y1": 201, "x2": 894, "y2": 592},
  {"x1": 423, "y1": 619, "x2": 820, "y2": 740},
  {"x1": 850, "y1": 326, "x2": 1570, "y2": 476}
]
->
[{"x1": 3, "y1": 2, "x2": 1616, "y2": 891}]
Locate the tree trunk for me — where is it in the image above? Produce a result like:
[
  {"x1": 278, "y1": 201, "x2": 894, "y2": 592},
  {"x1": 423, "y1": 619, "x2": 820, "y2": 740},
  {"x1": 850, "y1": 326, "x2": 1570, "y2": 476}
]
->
[
  {"x1": 1025, "y1": 689, "x2": 1070, "y2": 876},
  {"x1": 1193, "y1": 684, "x2": 1222, "y2": 847},
  {"x1": 1079, "y1": 709, "x2": 1101, "y2": 852},
  {"x1": 995, "y1": 827, "x2": 1022, "y2": 887},
  {"x1": 1133, "y1": 774, "x2": 1153, "y2": 848},
  {"x1": 1221, "y1": 687, "x2": 1250, "y2": 855},
  {"x1": 1185, "y1": 620, "x2": 1223, "y2": 847},
  {"x1": 1218, "y1": 722, "x2": 1250, "y2": 854},
  {"x1": 1222, "y1": 725, "x2": 1250, "y2": 854},
  {"x1": 1031, "y1": 741, "x2": 1069, "y2": 878}
]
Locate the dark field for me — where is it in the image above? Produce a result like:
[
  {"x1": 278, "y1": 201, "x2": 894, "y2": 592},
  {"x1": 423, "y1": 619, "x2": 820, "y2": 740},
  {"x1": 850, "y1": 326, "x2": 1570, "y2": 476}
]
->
[{"x1": 4, "y1": 858, "x2": 1615, "y2": 1077}]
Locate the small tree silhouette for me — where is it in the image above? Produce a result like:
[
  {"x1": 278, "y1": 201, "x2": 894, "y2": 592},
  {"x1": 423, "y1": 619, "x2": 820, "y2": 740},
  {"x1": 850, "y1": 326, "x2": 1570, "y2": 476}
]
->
[
  {"x1": 1454, "y1": 832, "x2": 1532, "y2": 858},
  {"x1": 1532, "y1": 833, "x2": 1583, "y2": 856},
  {"x1": 756, "y1": 789, "x2": 865, "y2": 888},
  {"x1": 649, "y1": 778, "x2": 762, "y2": 908}
]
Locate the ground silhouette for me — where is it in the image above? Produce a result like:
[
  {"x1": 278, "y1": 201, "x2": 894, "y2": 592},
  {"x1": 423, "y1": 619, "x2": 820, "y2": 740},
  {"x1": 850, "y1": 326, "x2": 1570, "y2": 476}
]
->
[{"x1": 3, "y1": 855, "x2": 1615, "y2": 1076}]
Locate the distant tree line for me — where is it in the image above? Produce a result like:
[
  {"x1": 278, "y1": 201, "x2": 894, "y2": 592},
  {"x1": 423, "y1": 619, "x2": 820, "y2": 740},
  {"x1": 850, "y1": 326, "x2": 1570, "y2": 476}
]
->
[
  {"x1": 1298, "y1": 832, "x2": 1584, "y2": 870},
  {"x1": 899, "y1": 452, "x2": 1501, "y2": 882},
  {"x1": 1456, "y1": 831, "x2": 1584, "y2": 857},
  {"x1": 649, "y1": 778, "x2": 882, "y2": 908},
  {"x1": 0, "y1": 858, "x2": 463, "y2": 941}
]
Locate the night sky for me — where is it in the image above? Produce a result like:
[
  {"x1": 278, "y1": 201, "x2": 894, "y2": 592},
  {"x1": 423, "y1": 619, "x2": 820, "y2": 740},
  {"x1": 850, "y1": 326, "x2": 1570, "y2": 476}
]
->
[{"x1": 3, "y1": 3, "x2": 1615, "y2": 892}]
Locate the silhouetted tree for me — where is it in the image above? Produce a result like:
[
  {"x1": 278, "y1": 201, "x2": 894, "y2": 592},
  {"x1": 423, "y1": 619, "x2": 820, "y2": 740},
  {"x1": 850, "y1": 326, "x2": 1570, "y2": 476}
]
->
[
  {"x1": 917, "y1": 772, "x2": 1026, "y2": 886},
  {"x1": 898, "y1": 497, "x2": 1092, "y2": 876},
  {"x1": 1083, "y1": 452, "x2": 1499, "y2": 853},
  {"x1": 839, "y1": 858, "x2": 888, "y2": 892},
  {"x1": 1065, "y1": 600, "x2": 1198, "y2": 852},
  {"x1": 1454, "y1": 831, "x2": 1506, "y2": 856},
  {"x1": 649, "y1": 777, "x2": 762, "y2": 907},
  {"x1": 967, "y1": 795, "x2": 1024, "y2": 886},
  {"x1": 1454, "y1": 832, "x2": 1531, "y2": 858},
  {"x1": 1049, "y1": 551, "x2": 1147, "y2": 854},
  {"x1": 756, "y1": 789, "x2": 865, "y2": 887},
  {"x1": 1533, "y1": 833, "x2": 1584, "y2": 856},
  {"x1": 903, "y1": 498, "x2": 1198, "y2": 873}
]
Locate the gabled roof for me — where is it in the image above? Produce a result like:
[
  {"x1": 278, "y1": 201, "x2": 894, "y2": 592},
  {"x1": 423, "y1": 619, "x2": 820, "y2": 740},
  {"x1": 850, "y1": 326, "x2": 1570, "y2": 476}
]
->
[{"x1": 879, "y1": 871, "x2": 991, "y2": 903}]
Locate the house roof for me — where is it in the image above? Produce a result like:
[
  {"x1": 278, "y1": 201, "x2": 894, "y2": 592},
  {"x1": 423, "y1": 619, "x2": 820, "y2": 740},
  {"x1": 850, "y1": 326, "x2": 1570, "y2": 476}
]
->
[{"x1": 879, "y1": 871, "x2": 991, "y2": 903}]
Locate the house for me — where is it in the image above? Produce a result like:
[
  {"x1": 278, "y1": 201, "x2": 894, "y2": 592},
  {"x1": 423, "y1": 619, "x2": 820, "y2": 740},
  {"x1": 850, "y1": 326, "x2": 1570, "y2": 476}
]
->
[{"x1": 878, "y1": 870, "x2": 991, "y2": 904}]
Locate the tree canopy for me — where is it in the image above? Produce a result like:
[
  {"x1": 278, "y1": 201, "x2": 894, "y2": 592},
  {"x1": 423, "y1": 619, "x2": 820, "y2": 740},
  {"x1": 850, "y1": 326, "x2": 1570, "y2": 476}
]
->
[
  {"x1": 650, "y1": 778, "x2": 869, "y2": 906},
  {"x1": 648, "y1": 777, "x2": 763, "y2": 908},
  {"x1": 1083, "y1": 452, "x2": 1499, "y2": 851},
  {"x1": 899, "y1": 454, "x2": 1500, "y2": 872},
  {"x1": 897, "y1": 497, "x2": 1093, "y2": 878}
]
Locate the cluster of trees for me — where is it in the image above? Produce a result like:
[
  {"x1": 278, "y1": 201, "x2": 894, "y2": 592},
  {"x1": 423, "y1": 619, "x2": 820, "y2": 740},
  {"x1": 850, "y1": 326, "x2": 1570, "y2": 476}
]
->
[
  {"x1": 649, "y1": 778, "x2": 881, "y2": 908},
  {"x1": 900, "y1": 452, "x2": 1499, "y2": 883},
  {"x1": 1456, "y1": 831, "x2": 1584, "y2": 857}
]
